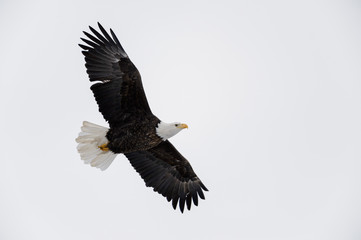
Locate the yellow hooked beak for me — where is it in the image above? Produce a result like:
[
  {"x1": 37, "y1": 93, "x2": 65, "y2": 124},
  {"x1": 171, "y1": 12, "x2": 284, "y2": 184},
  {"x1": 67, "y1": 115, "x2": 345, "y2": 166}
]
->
[{"x1": 178, "y1": 123, "x2": 188, "y2": 129}]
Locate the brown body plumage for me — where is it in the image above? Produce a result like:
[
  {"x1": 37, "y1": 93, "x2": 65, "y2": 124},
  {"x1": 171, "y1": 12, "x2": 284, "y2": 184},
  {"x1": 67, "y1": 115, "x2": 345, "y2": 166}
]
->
[{"x1": 106, "y1": 117, "x2": 162, "y2": 153}]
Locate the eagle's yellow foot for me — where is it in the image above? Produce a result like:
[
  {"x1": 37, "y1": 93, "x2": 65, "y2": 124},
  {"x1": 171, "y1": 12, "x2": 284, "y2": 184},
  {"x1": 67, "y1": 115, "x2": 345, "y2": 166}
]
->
[{"x1": 98, "y1": 143, "x2": 109, "y2": 152}]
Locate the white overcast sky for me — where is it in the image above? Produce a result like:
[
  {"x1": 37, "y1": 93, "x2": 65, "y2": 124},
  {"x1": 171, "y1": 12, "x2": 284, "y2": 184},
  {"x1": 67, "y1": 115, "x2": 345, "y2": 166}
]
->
[{"x1": 1, "y1": 0, "x2": 361, "y2": 239}]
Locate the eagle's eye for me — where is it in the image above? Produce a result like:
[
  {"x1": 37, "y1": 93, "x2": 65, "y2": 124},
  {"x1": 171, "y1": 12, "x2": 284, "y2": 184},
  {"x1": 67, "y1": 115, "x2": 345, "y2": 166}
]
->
[{"x1": 175, "y1": 124, "x2": 179, "y2": 127}]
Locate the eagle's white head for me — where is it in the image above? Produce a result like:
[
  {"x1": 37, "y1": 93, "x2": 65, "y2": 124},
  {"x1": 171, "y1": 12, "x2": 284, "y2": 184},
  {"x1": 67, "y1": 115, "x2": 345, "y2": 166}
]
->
[{"x1": 156, "y1": 121, "x2": 188, "y2": 141}]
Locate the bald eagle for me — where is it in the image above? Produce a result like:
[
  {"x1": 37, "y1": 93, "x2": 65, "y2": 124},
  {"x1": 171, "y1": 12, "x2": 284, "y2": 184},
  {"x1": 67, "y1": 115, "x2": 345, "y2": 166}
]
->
[{"x1": 75, "y1": 23, "x2": 208, "y2": 212}]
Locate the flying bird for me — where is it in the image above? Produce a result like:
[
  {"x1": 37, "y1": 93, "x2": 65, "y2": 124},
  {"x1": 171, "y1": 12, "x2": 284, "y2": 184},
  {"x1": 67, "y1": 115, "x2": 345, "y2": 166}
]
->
[{"x1": 76, "y1": 23, "x2": 208, "y2": 212}]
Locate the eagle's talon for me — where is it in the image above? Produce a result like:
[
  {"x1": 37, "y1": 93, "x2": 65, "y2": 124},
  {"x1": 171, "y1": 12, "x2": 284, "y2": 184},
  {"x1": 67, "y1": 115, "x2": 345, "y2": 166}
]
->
[{"x1": 98, "y1": 143, "x2": 109, "y2": 151}]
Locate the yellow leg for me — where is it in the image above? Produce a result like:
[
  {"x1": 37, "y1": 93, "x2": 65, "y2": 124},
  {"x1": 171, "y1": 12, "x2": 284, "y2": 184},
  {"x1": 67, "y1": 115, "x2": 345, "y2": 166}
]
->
[{"x1": 98, "y1": 143, "x2": 109, "y2": 152}]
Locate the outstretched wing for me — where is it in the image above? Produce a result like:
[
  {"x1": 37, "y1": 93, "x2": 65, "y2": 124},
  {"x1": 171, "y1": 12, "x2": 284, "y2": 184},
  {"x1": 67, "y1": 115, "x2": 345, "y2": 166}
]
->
[
  {"x1": 125, "y1": 140, "x2": 208, "y2": 213},
  {"x1": 79, "y1": 23, "x2": 152, "y2": 126}
]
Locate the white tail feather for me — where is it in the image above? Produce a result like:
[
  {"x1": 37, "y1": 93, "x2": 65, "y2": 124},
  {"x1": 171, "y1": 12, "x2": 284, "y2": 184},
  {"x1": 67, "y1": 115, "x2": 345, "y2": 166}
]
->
[{"x1": 75, "y1": 121, "x2": 117, "y2": 171}]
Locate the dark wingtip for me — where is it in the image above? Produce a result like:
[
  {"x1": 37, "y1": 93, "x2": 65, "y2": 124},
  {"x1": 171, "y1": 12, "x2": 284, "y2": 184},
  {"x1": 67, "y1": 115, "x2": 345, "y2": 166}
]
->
[
  {"x1": 79, "y1": 44, "x2": 90, "y2": 50},
  {"x1": 200, "y1": 182, "x2": 209, "y2": 191},
  {"x1": 88, "y1": 25, "x2": 96, "y2": 32},
  {"x1": 97, "y1": 22, "x2": 105, "y2": 31},
  {"x1": 186, "y1": 195, "x2": 192, "y2": 211},
  {"x1": 172, "y1": 198, "x2": 178, "y2": 210},
  {"x1": 192, "y1": 193, "x2": 198, "y2": 206},
  {"x1": 179, "y1": 198, "x2": 186, "y2": 213},
  {"x1": 198, "y1": 188, "x2": 205, "y2": 200}
]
